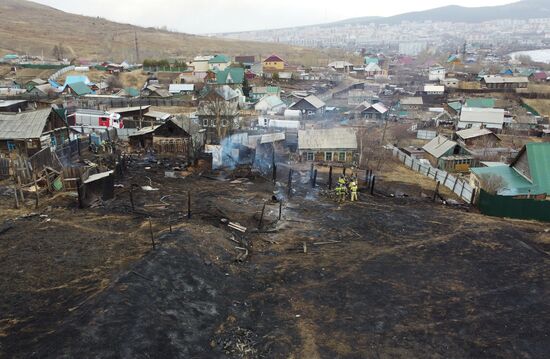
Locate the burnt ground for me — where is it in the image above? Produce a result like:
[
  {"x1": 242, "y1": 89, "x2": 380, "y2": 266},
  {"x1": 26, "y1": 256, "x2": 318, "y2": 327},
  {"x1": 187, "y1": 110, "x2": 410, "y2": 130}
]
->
[{"x1": 0, "y1": 159, "x2": 549, "y2": 359}]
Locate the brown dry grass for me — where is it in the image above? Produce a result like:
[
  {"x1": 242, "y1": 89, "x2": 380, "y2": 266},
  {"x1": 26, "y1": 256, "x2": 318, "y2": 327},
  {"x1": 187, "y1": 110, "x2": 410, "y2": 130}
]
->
[{"x1": 522, "y1": 99, "x2": 550, "y2": 117}]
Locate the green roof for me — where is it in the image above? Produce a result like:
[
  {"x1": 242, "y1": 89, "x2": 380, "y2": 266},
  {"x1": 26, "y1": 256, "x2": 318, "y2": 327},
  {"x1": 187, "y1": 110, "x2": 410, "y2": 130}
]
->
[
  {"x1": 216, "y1": 67, "x2": 244, "y2": 85},
  {"x1": 525, "y1": 142, "x2": 550, "y2": 194},
  {"x1": 124, "y1": 87, "x2": 139, "y2": 97},
  {"x1": 364, "y1": 57, "x2": 379, "y2": 65},
  {"x1": 465, "y1": 98, "x2": 495, "y2": 108},
  {"x1": 209, "y1": 55, "x2": 230, "y2": 64},
  {"x1": 471, "y1": 165, "x2": 534, "y2": 196},
  {"x1": 266, "y1": 86, "x2": 280, "y2": 94},
  {"x1": 448, "y1": 101, "x2": 462, "y2": 111},
  {"x1": 67, "y1": 81, "x2": 92, "y2": 96}
]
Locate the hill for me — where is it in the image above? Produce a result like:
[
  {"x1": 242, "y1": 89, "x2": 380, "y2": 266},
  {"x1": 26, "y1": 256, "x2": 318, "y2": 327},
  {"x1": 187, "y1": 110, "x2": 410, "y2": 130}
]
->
[
  {"x1": 336, "y1": 0, "x2": 550, "y2": 26},
  {"x1": 0, "y1": 0, "x2": 340, "y2": 65}
]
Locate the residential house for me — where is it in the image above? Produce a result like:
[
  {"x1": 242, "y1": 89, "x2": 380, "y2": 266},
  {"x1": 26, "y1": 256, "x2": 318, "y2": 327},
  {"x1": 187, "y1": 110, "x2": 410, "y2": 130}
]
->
[
  {"x1": 0, "y1": 108, "x2": 69, "y2": 156},
  {"x1": 364, "y1": 56, "x2": 379, "y2": 65},
  {"x1": 298, "y1": 128, "x2": 357, "y2": 164},
  {"x1": 141, "y1": 84, "x2": 172, "y2": 98},
  {"x1": 116, "y1": 87, "x2": 140, "y2": 98},
  {"x1": 198, "y1": 85, "x2": 240, "y2": 144},
  {"x1": 481, "y1": 76, "x2": 529, "y2": 89},
  {"x1": 531, "y1": 71, "x2": 548, "y2": 83},
  {"x1": 168, "y1": 84, "x2": 195, "y2": 95},
  {"x1": 263, "y1": 55, "x2": 285, "y2": 72},
  {"x1": 128, "y1": 119, "x2": 191, "y2": 160},
  {"x1": 254, "y1": 95, "x2": 287, "y2": 114},
  {"x1": 208, "y1": 55, "x2": 231, "y2": 71},
  {"x1": 289, "y1": 95, "x2": 326, "y2": 117},
  {"x1": 446, "y1": 101, "x2": 462, "y2": 116},
  {"x1": 423, "y1": 135, "x2": 475, "y2": 172},
  {"x1": 250, "y1": 86, "x2": 281, "y2": 101},
  {"x1": 28, "y1": 83, "x2": 53, "y2": 97},
  {"x1": 400, "y1": 97, "x2": 424, "y2": 110},
  {"x1": 192, "y1": 56, "x2": 213, "y2": 72},
  {"x1": 429, "y1": 66, "x2": 446, "y2": 81},
  {"x1": 25, "y1": 78, "x2": 47, "y2": 92},
  {"x1": 424, "y1": 85, "x2": 445, "y2": 95},
  {"x1": 328, "y1": 61, "x2": 353, "y2": 72},
  {"x1": 215, "y1": 67, "x2": 245, "y2": 88},
  {"x1": 63, "y1": 82, "x2": 93, "y2": 96},
  {"x1": 442, "y1": 78, "x2": 460, "y2": 88},
  {"x1": 365, "y1": 62, "x2": 384, "y2": 77},
  {"x1": 354, "y1": 101, "x2": 388, "y2": 121},
  {"x1": 458, "y1": 107, "x2": 505, "y2": 131},
  {"x1": 470, "y1": 142, "x2": 550, "y2": 198},
  {"x1": 234, "y1": 56, "x2": 256, "y2": 69},
  {"x1": 0, "y1": 100, "x2": 28, "y2": 113},
  {"x1": 110, "y1": 106, "x2": 151, "y2": 128},
  {"x1": 455, "y1": 128, "x2": 501, "y2": 148}
]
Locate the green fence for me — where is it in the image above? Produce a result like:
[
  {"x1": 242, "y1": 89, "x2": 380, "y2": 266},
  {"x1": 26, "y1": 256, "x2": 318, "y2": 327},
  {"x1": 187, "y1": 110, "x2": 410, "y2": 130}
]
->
[
  {"x1": 20, "y1": 64, "x2": 65, "y2": 70},
  {"x1": 478, "y1": 190, "x2": 550, "y2": 222}
]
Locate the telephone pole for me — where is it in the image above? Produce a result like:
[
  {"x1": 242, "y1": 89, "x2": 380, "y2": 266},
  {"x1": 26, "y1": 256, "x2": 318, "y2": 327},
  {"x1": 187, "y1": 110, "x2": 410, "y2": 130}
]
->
[{"x1": 134, "y1": 31, "x2": 140, "y2": 64}]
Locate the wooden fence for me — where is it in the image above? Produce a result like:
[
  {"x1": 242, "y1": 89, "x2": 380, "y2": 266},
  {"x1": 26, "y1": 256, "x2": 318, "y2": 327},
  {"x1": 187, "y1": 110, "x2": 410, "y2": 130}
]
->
[{"x1": 391, "y1": 146, "x2": 475, "y2": 204}]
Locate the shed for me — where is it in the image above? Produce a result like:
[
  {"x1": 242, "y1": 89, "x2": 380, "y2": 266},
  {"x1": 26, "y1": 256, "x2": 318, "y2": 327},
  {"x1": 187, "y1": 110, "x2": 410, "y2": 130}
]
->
[{"x1": 128, "y1": 119, "x2": 191, "y2": 159}]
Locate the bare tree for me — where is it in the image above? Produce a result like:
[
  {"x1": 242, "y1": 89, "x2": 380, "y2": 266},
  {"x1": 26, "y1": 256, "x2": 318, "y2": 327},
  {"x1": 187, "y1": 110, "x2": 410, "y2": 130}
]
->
[
  {"x1": 479, "y1": 174, "x2": 505, "y2": 195},
  {"x1": 199, "y1": 96, "x2": 239, "y2": 143},
  {"x1": 105, "y1": 75, "x2": 123, "y2": 89}
]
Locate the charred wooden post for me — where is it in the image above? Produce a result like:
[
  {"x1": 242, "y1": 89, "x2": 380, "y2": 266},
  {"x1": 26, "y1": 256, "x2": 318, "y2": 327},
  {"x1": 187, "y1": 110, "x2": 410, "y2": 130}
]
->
[
  {"x1": 258, "y1": 203, "x2": 267, "y2": 230},
  {"x1": 343, "y1": 167, "x2": 347, "y2": 176},
  {"x1": 32, "y1": 172, "x2": 39, "y2": 209},
  {"x1": 287, "y1": 169, "x2": 293, "y2": 197},
  {"x1": 187, "y1": 191, "x2": 192, "y2": 219},
  {"x1": 310, "y1": 163, "x2": 314, "y2": 180},
  {"x1": 370, "y1": 176, "x2": 376, "y2": 195},
  {"x1": 148, "y1": 217, "x2": 156, "y2": 249},
  {"x1": 272, "y1": 164, "x2": 277, "y2": 184},
  {"x1": 328, "y1": 166, "x2": 333, "y2": 190},
  {"x1": 312, "y1": 169, "x2": 318, "y2": 188},
  {"x1": 76, "y1": 178, "x2": 84, "y2": 209},
  {"x1": 279, "y1": 200, "x2": 283, "y2": 220},
  {"x1": 433, "y1": 181, "x2": 440, "y2": 202}
]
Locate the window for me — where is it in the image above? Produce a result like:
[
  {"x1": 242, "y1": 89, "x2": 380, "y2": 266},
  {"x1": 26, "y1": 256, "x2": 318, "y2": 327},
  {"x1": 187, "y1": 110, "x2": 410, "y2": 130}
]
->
[
  {"x1": 7, "y1": 141, "x2": 16, "y2": 151},
  {"x1": 203, "y1": 119, "x2": 208, "y2": 127},
  {"x1": 307, "y1": 152, "x2": 314, "y2": 161},
  {"x1": 339, "y1": 152, "x2": 346, "y2": 161},
  {"x1": 325, "y1": 152, "x2": 333, "y2": 161}
]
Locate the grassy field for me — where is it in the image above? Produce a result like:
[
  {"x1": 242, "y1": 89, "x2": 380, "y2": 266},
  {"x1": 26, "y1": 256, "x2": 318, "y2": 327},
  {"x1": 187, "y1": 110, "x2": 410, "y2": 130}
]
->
[
  {"x1": 522, "y1": 98, "x2": 550, "y2": 117},
  {"x1": 0, "y1": 0, "x2": 349, "y2": 67}
]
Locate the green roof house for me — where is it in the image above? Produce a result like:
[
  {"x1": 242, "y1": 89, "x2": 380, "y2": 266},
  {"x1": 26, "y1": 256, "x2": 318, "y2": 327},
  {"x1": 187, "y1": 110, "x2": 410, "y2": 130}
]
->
[
  {"x1": 64, "y1": 82, "x2": 93, "y2": 96},
  {"x1": 216, "y1": 67, "x2": 245, "y2": 86},
  {"x1": 208, "y1": 55, "x2": 231, "y2": 71},
  {"x1": 471, "y1": 142, "x2": 550, "y2": 197}
]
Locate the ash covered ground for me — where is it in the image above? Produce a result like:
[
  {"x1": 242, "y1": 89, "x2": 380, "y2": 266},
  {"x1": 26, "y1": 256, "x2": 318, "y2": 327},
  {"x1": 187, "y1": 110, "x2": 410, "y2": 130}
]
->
[{"x1": 0, "y1": 159, "x2": 549, "y2": 359}]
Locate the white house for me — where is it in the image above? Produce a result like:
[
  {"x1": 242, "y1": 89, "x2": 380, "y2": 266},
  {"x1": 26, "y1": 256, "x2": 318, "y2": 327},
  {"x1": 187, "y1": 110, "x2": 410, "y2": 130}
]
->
[
  {"x1": 458, "y1": 107, "x2": 505, "y2": 131},
  {"x1": 424, "y1": 85, "x2": 445, "y2": 95},
  {"x1": 255, "y1": 95, "x2": 287, "y2": 114},
  {"x1": 429, "y1": 66, "x2": 446, "y2": 81},
  {"x1": 191, "y1": 56, "x2": 213, "y2": 72}
]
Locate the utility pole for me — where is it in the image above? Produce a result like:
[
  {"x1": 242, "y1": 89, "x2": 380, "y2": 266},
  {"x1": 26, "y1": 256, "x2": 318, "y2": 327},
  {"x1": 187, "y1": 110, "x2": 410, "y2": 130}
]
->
[{"x1": 134, "y1": 31, "x2": 140, "y2": 64}]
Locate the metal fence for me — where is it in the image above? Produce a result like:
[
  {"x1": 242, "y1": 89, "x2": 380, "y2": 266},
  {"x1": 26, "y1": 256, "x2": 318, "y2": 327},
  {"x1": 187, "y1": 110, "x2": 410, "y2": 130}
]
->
[
  {"x1": 391, "y1": 146, "x2": 475, "y2": 204},
  {"x1": 478, "y1": 190, "x2": 550, "y2": 222}
]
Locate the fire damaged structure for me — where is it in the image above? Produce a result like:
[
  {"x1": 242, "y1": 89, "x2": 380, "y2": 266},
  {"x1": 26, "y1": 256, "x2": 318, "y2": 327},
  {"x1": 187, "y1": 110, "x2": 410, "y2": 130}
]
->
[
  {"x1": 128, "y1": 120, "x2": 191, "y2": 160},
  {"x1": 0, "y1": 108, "x2": 69, "y2": 156}
]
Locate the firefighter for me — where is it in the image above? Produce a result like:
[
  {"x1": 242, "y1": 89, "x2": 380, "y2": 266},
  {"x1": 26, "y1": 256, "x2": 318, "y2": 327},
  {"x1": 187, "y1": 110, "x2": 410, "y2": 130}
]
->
[
  {"x1": 350, "y1": 180, "x2": 358, "y2": 202},
  {"x1": 338, "y1": 175, "x2": 346, "y2": 187}
]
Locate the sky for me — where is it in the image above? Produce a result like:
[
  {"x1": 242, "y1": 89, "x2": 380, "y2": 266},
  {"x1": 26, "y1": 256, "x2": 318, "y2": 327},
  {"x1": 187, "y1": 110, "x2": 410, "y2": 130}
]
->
[{"x1": 32, "y1": 0, "x2": 516, "y2": 34}]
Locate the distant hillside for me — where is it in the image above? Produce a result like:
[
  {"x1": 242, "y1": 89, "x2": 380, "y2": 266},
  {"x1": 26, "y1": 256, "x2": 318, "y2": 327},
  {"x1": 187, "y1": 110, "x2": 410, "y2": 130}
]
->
[
  {"x1": 0, "y1": 0, "x2": 339, "y2": 65},
  {"x1": 336, "y1": 0, "x2": 550, "y2": 26}
]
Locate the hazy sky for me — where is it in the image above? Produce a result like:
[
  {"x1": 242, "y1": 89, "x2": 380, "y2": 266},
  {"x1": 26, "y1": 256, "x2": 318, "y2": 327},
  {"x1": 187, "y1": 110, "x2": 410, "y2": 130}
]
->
[{"x1": 32, "y1": 0, "x2": 516, "y2": 34}]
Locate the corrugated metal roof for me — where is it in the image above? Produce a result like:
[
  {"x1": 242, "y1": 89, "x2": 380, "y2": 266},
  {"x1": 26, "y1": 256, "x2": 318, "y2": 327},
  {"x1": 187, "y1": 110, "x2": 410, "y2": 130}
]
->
[
  {"x1": 298, "y1": 128, "x2": 357, "y2": 150},
  {"x1": 470, "y1": 165, "x2": 534, "y2": 196},
  {"x1": 525, "y1": 142, "x2": 550, "y2": 194},
  {"x1": 482, "y1": 76, "x2": 529, "y2": 84},
  {"x1": 460, "y1": 107, "x2": 505, "y2": 125},
  {"x1": 260, "y1": 132, "x2": 285, "y2": 144},
  {"x1": 0, "y1": 109, "x2": 51, "y2": 140},
  {"x1": 303, "y1": 95, "x2": 326, "y2": 109},
  {"x1": 169, "y1": 84, "x2": 194, "y2": 93},
  {"x1": 422, "y1": 135, "x2": 457, "y2": 159},
  {"x1": 465, "y1": 98, "x2": 495, "y2": 108},
  {"x1": 401, "y1": 97, "x2": 423, "y2": 105},
  {"x1": 455, "y1": 128, "x2": 497, "y2": 140}
]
